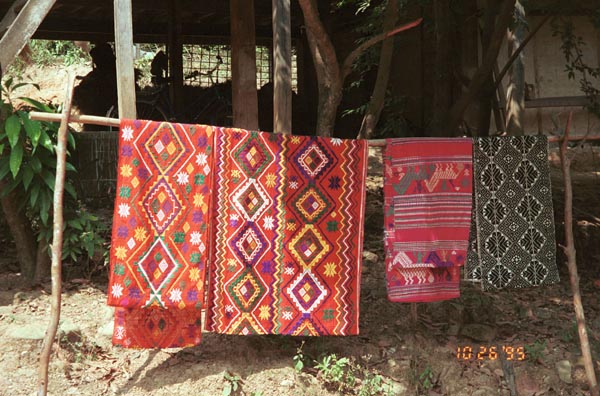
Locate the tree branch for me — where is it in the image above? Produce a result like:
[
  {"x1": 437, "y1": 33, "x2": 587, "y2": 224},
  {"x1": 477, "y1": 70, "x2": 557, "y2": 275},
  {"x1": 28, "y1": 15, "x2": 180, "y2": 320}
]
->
[
  {"x1": 357, "y1": 0, "x2": 399, "y2": 139},
  {"x1": 495, "y1": 14, "x2": 550, "y2": 90},
  {"x1": 342, "y1": 18, "x2": 423, "y2": 80},
  {"x1": 37, "y1": 74, "x2": 75, "y2": 396},
  {"x1": 446, "y1": 0, "x2": 516, "y2": 133},
  {"x1": 560, "y1": 112, "x2": 599, "y2": 396}
]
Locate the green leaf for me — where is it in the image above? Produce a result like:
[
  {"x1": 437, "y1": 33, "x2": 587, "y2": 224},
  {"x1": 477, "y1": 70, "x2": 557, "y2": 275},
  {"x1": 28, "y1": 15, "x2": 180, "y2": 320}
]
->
[
  {"x1": 30, "y1": 156, "x2": 42, "y2": 173},
  {"x1": 41, "y1": 170, "x2": 55, "y2": 190},
  {"x1": 39, "y1": 191, "x2": 50, "y2": 225},
  {"x1": 38, "y1": 130, "x2": 54, "y2": 152},
  {"x1": 12, "y1": 82, "x2": 40, "y2": 91},
  {"x1": 5, "y1": 114, "x2": 21, "y2": 148},
  {"x1": 64, "y1": 182, "x2": 77, "y2": 199},
  {"x1": 18, "y1": 111, "x2": 41, "y2": 147},
  {"x1": 19, "y1": 97, "x2": 53, "y2": 113},
  {"x1": 30, "y1": 183, "x2": 40, "y2": 207},
  {"x1": 0, "y1": 143, "x2": 4, "y2": 154},
  {"x1": 4, "y1": 76, "x2": 13, "y2": 90},
  {"x1": 67, "y1": 132, "x2": 76, "y2": 150},
  {"x1": 22, "y1": 166, "x2": 34, "y2": 189},
  {"x1": 65, "y1": 162, "x2": 77, "y2": 172},
  {"x1": 9, "y1": 143, "x2": 23, "y2": 178},
  {"x1": 68, "y1": 218, "x2": 83, "y2": 230}
]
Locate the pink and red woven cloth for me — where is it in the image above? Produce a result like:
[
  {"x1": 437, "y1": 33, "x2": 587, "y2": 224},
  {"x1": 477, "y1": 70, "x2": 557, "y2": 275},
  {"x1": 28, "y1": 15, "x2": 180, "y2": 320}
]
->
[{"x1": 383, "y1": 138, "x2": 473, "y2": 303}]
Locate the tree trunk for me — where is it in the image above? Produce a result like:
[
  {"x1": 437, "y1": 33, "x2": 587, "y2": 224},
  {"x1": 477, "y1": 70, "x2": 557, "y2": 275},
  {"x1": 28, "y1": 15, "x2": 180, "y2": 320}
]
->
[
  {"x1": 432, "y1": 0, "x2": 453, "y2": 135},
  {"x1": 357, "y1": 0, "x2": 398, "y2": 139},
  {"x1": 505, "y1": 0, "x2": 526, "y2": 135},
  {"x1": 446, "y1": 0, "x2": 516, "y2": 134},
  {"x1": 476, "y1": 0, "x2": 501, "y2": 136},
  {"x1": 298, "y1": 0, "x2": 342, "y2": 137},
  {"x1": 0, "y1": 180, "x2": 36, "y2": 284},
  {"x1": 34, "y1": 237, "x2": 51, "y2": 284}
]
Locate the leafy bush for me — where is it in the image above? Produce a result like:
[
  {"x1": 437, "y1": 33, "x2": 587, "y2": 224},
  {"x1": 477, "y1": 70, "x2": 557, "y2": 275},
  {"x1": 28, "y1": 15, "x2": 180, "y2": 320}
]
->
[{"x1": 0, "y1": 77, "x2": 106, "y2": 269}]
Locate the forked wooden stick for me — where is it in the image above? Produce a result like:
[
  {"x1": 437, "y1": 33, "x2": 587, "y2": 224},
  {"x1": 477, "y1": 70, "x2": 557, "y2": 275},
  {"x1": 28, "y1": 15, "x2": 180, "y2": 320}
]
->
[
  {"x1": 36, "y1": 74, "x2": 75, "y2": 396},
  {"x1": 559, "y1": 112, "x2": 599, "y2": 396}
]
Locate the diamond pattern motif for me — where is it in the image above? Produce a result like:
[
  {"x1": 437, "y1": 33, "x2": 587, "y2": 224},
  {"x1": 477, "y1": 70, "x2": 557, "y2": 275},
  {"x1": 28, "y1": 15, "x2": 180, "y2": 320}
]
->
[
  {"x1": 289, "y1": 225, "x2": 331, "y2": 269},
  {"x1": 232, "y1": 179, "x2": 271, "y2": 222},
  {"x1": 229, "y1": 270, "x2": 265, "y2": 311},
  {"x1": 142, "y1": 122, "x2": 192, "y2": 174},
  {"x1": 232, "y1": 223, "x2": 268, "y2": 266},
  {"x1": 137, "y1": 238, "x2": 180, "y2": 297},
  {"x1": 293, "y1": 186, "x2": 331, "y2": 223},
  {"x1": 143, "y1": 179, "x2": 182, "y2": 234},
  {"x1": 234, "y1": 136, "x2": 273, "y2": 178},
  {"x1": 467, "y1": 136, "x2": 558, "y2": 290},
  {"x1": 287, "y1": 270, "x2": 328, "y2": 314},
  {"x1": 297, "y1": 143, "x2": 331, "y2": 178}
]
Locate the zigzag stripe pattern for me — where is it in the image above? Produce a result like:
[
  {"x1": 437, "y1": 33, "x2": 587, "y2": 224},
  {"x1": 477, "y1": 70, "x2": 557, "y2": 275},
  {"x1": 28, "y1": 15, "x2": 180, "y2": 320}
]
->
[
  {"x1": 205, "y1": 129, "x2": 367, "y2": 336},
  {"x1": 384, "y1": 138, "x2": 473, "y2": 303}
]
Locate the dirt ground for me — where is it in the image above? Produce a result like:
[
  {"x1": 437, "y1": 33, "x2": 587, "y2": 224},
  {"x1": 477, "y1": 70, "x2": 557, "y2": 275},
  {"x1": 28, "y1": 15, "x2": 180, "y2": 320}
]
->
[{"x1": 0, "y1": 143, "x2": 599, "y2": 396}]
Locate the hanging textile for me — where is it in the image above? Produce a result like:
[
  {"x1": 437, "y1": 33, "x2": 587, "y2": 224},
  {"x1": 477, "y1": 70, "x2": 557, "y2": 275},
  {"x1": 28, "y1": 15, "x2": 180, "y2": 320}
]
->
[
  {"x1": 205, "y1": 128, "x2": 368, "y2": 336},
  {"x1": 384, "y1": 138, "x2": 473, "y2": 302},
  {"x1": 107, "y1": 119, "x2": 215, "y2": 348},
  {"x1": 467, "y1": 136, "x2": 559, "y2": 290}
]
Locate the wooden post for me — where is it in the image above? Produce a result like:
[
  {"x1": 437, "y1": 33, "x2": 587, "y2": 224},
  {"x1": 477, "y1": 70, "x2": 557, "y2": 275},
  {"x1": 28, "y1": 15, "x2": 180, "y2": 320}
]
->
[
  {"x1": 272, "y1": 0, "x2": 292, "y2": 134},
  {"x1": 36, "y1": 74, "x2": 75, "y2": 396},
  {"x1": 0, "y1": 0, "x2": 56, "y2": 75},
  {"x1": 114, "y1": 0, "x2": 136, "y2": 119},
  {"x1": 560, "y1": 113, "x2": 599, "y2": 396},
  {"x1": 168, "y1": 0, "x2": 183, "y2": 117},
  {"x1": 230, "y1": 0, "x2": 259, "y2": 130}
]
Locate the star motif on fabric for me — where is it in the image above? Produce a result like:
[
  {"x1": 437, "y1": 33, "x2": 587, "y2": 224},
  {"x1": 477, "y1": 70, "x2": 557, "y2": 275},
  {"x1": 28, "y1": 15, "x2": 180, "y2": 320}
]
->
[
  {"x1": 265, "y1": 173, "x2": 277, "y2": 188},
  {"x1": 263, "y1": 216, "x2": 275, "y2": 230},
  {"x1": 114, "y1": 246, "x2": 127, "y2": 260},
  {"x1": 190, "y1": 231, "x2": 202, "y2": 246},
  {"x1": 111, "y1": 283, "x2": 124, "y2": 298},
  {"x1": 331, "y1": 138, "x2": 342, "y2": 146},
  {"x1": 195, "y1": 152, "x2": 208, "y2": 165},
  {"x1": 259, "y1": 305, "x2": 270, "y2": 320},
  {"x1": 118, "y1": 203, "x2": 131, "y2": 218},
  {"x1": 134, "y1": 227, "x2": 147, "y2": 241},
  {"x1": 120, "y1": 164, "x2": 133, "y2": 177},
  {"x1": 193, "y1": 193, "x2": 205, "y2": 208},
  {"x1": 169, "y1": 288, "x2": 182, "y2": 303},
  {"x1": 282, "y1": 311, "x2": 293, "y2": 320},
  {"x1": 114, "y1": 326, "x2": 125, "y2": 339},
  {"x1": 324, "y1": 262, "x2": 337, "y2": 277},
  {"x1": 176, "y1": 172, "x2": 189, "y2": 185},
  {"x1": 121, "y1": 125, "x2": 134, "y2": 141},
  {"x1": 189, "y1": 267, "x2": 200, "y2": 281}
]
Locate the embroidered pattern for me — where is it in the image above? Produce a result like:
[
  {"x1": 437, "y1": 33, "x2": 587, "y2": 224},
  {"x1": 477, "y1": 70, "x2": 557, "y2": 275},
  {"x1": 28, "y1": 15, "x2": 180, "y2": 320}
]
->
[
  {"x1": 384, "y1": 138, "x2": 473, "y2": 302},
  {"x1": 206, "y1": 129, "x2": 367, "y2": 336},
  {"x1": 108, "y1": 120, "x2": 214, "y2": 348},
  {"x1": 467, "y1": 136, "x2": 559, "y2": 290}
]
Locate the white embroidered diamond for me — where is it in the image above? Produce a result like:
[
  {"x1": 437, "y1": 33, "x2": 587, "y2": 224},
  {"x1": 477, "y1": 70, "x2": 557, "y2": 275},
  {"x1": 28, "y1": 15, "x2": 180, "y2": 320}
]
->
[
  {"x1": 158, "y1": 259, "x2": 169, "y2": 273},
  {"x1": 127, "y1": 237, "x2": 136, "y2": 250},
  {"x1": 156, "y1": 209, "x2": 165, "y2": 221},
  {"x1": 154, "y1": 140, "x2": 165, "y2": 154}
]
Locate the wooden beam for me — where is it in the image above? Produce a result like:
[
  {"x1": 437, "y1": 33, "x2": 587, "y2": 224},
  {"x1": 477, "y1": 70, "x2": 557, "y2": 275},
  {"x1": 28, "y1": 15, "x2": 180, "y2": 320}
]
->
[
  {"x1": 114, "y1": 0, "x2": 137, "y2": 119},
  {"x1": 525, "y1": 96, "x2": 590, "y2": 108},
  {"x1": 272, "y1": 0, "x2": 292, "y2": 134},
  {"x1": 168, "y1": 0, "x2": 183, "y2": 117},
  {"x1": 0, "y1": 0, "x2": 27, "y2": 38},
  {"x1": 230, "y1": 0, "x2": 258, "y2": 130},
  {"x1": 0, "y1": 0, "x2": 56, "y2": 74}
]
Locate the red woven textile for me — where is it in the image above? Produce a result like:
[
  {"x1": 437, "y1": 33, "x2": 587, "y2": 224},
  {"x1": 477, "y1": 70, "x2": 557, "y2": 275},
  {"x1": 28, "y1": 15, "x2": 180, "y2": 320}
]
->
[
  {"x1": 206, "y1": 128, "x2": 368, "y2": 335},
  {"x1": 113, "y1": 307, "x2": 202, "y2": 348},
  {"x1": 108, "y1": 120, "x2": 214, "y2": 347},
  {"x1": 384, "y1": 138, "x2": 472, "y2": 302}
]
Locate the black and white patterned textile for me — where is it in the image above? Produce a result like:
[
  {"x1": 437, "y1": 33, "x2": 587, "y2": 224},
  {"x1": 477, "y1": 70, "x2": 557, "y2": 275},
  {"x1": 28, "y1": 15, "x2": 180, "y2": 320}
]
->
[{"x1": 466, "y1": 136, "x2": 559, "y2": 290}]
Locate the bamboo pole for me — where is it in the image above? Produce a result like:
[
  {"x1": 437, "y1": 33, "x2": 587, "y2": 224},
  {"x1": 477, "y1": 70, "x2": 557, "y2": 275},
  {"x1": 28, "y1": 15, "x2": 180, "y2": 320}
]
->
[
  {"x1": 36, "y1": 74, "x2": 75, "y2": 396},
  {"x1": 559, "y1": 112, "x2": 599, "y2": 396},
  {"x1": 28, "y1": 111, "x2": 600, "y2": 146}
]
